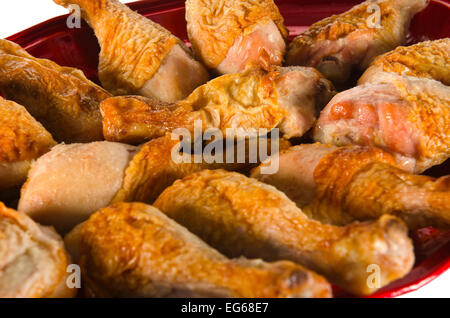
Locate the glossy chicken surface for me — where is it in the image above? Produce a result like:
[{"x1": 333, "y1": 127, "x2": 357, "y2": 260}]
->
[
  {"x1": 314, "y1": 73, "x2": 450, "y2": 173},
  {"x1": 54, "y1": 0, "x2": 209, "y2": 102},
  {"x1": 18, "y1": 142, "x2": 138, "y2": 234},
  {"x1": 111, "y1": 134, "x2": 263, "y2": 205},
  {"x1": 65, "y1": 202, "x2": 332, "y2": 298},
  {"x1": 0, "y1": 98, "x2": 56, "y2": 190},
  {"x1": 186, "y1": 0, "x2": 288, "y2": 74},
  {"x1": 154, "y1": 170, "x2": 414, "y2": 295},
  {"x1": 101, "y1": 67, "x2": 335, "y2": 144},
  {"x1": 252, "y1": 144, "x2": 450, "y2": 230},
  {"x1": 0, "y1": 39, "x2": 110, "y2": 143},
  {"x1": 0, "y1": 202, "x2": 75, "y2": 298},
  {"x1": 359, "y1": 38, "x2": 450, "y2": 85},
  {"x1": 286, "y1": 0, "x2": 429, "y2": 87}
]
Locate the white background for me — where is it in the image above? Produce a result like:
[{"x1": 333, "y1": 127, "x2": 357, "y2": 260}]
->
[{"x1": 0, "y1": 0, "x2": 448, "y2": 298}]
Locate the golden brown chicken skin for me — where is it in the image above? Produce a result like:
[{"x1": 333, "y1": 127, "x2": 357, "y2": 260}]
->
[
  {"x1": 0, "y1": 98, "x2": 56, "y2": 190},
  {"x1": 314, "y1": 73, "x2": 450, "y2": 173},
  {"x1": 154, "y1": 170, "x2": 414, "y2": 296},
  {"x1": 0, "y1": 39, "x2": 111, "y2": 143},
  {"x1": 101, "y1": 67, "x2": 335, "y2": 144},
  {"x1": 286, "y1": 0, "x2": 429, "y2": 87},
  {"x1": 359, "y1": 38, "x2": 450, "y2": 85},
  {"x1": 0, "y1": 202, "x2": 75, "y2": 298},
  {"x1": 65, "y1": 202, "x2": 332, "y2": 298},
  {"x1": 186, "y1": 0, "x2": 288, "y2": 74},
  {"x1": 19, "y1": 133, "x2": 288, "y2": 233},
  {"x1": 112, "y1": 133, "x2": 290, "y2": 204},
  {"x1": 252, "y1": 144, "x2": 450, "y2": 230},
  {"x1": 54, "y1": 0, "x2": 209, "y2": 102}
]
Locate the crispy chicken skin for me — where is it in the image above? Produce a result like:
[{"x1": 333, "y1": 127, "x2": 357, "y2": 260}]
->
[
  {"x1": 0, "y1": 39, "x2": 110, "y2": 143},
  {"x1": 0, "y1": 202, "x2": 75, "y2": 298},
  {"x1": 18, "y1": 134, "x2": 289, "y2": 233},
  {"x1": 54, "y1": 0, "x2": 209, "y2": 102},
  {"x1": 286, "y1": 0, "x2": 429, "y2": 86},
  {"x1": 111, "y1": 134, "x2": 251, "y2": 205},
  {"x1": 154, "y1": 170, "x2": 414, "y2": 295},
  {"x1": 18, "y1": 142, "x2": 138, "y2": 234},
  {"x1": 314, "y1": 73, "x2": 450, "y2": 173},
  {"x1": 0, "y1": 98, "x2": 56, "y2": 190},
  {"x1": 101, "y1": 67, "x2": 335, "y2": 144},
  {"x1": 252, "y1": 144, "x2": 450, "y2": 230},
  {"x1": 112, "y1": 133, "x2": 290, "y2": 204},
  {"x1": 359, "y1": 38, "x2": 450, "y2": 85},
  {"x1": 65, "y1": 202, "x2": 332, "y2": 298},
  {"x1": 186, "y1": 0, "x2": 288, "y2": 74}
]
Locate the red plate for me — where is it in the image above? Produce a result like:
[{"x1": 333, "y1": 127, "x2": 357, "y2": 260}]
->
[{"x1": 6, "y1": 0, "x2": 450, "y2": 298}]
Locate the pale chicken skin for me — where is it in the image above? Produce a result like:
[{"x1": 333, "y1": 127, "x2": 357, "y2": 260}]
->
[
  {"x1": 0, "y1": 98, "x2": 56, "y2": 190},
  {"x1": 252, "y1": 144, "x2": 450, "y2": 230},
  {"x1": 154, "y1": 170, "x2": 414, "y2": 296},
  {"x1": 0, "y1": 39, "x2": 111, "y2": 143},
  {"x1": 65, "y1": 202, "x2": 332, "y2": 298},
  {"x1": 186, "y1": 0, "x2": 288, "y2": 74},
  {"x1": 286, "y1": 0, "x2": 429, "y2": 87},
  {"x1": 314, "y1": 73, "x2": 450, "y2": 173},
  {"x1": 359, "y1": 38, "x2": 450, "y2": 85},
  {"x1": 18, "y1": 134, "x2": 289, "y2": 233},
  {"x1": 0, "y1": 202, "x2": 75, "y2": 298},
  {"x1": 54, "y1": 0, "x2": 209, "y2": 102},
  {"x1": 18, "y1": 142, "x2": 138, "y2": 234},
  {"x1": 101, "y1": 67, "x2": 335, "y2": 144}
]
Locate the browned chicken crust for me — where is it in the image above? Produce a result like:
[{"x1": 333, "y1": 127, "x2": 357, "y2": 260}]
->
[
  {"x1": 0, "y1": 39, "x2": 111, "y2": 143},
  {"x1": 252, "y1": 144, "x2": 450, "y2": 230},
  {"x1": 154, "y1": 170, "x2": 414, "y2": 295},
  {"x1": 0, "y1": 98, "x2": 55, "y2": 163},
  {"x1": 286, "y1": 0, "x2": 429, "y2": 86},
  {"x1": 186, "y1": 0, "x2": 288, "y2": 70},
  {"x1": 67, "y1": 202, "x2": 332, "y2": 298},
  {"x1": 18, "y1": 134, "x2": 288, "y2": 233},
  {"x1": 359, "y1": 38, "x2": 450, "y2": 85},
  {"x1": 310, "y1": 146, "x2": 450, "y2": 229},
  {"x1": 0, "y1": 98, "x2": 56, "y2": 189},
  {"x1": 112, "y1": 134, "x2": 290, "y2": 204},
  {"x1": 0, "y1": 202, "x2": 75, "y2": 298},
  {"x1": 313, "y1": 146, "x2": 450, "y2": 229},
  {"x1": 54, "y1": 0, "x2": 208, "y2": 101},
  {"x1": 101, "y1": 67, "x2": 335, "y2": 143}
]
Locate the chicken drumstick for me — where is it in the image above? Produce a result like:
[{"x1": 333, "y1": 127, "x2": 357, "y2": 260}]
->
[
  {"x1": 252, "y1": 144, "x2": 450, "y2": 230},
  {"x1": 64, "y1": 202, "x2": 332, "y2": 298},
  {"x1": 154, "y1": 170, "x2": 414, "y2": 295}
]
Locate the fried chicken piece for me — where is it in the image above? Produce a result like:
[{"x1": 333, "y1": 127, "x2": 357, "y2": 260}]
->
[
  {"x1": 0, "y1": 98, "x2": 56, "y2": 190},
  {"x1": 0, "y1": 39, "x2": 111, "y2": 143},
  {"x1": 154, "y1": 170, "x2": 414, "y2": 295},
  {"x1": 64, "y1": 202, "x2": 331, "y2": 298},
  {"x1": 314, "y1": 73, "x2": 450, "y2": 173},
  {"x1": 18, "y1": 142, "x2": 139, "y2": 234},
  {"x1": 101, "y1": 67, "x2": 335, "y2": 144},
  {"x1": 18, "y1": 133, "x2": 287, "y2": 233},
  {"x1": 112, "y1": 134, "x2": 278, "y2": 205},
  {"x1": 186, "y1": 0, "x2": 288, "y2": 74},
  {"x1": 251, "y1": 144, "x2": 450, "y2": 230},
  {"x1": 359, "y1": 38, "x2": 450, "y2": 85},
  {"x1": 0, "y1": 202, "x2": 75, "y2": 298},
  {"x1": 54, "y1": 0, "x2": 209, "y2": 102},
  {"x1": 286, "y1": 0, "x2": 429, "y2": 87}
]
